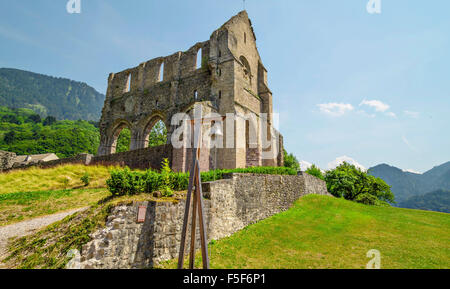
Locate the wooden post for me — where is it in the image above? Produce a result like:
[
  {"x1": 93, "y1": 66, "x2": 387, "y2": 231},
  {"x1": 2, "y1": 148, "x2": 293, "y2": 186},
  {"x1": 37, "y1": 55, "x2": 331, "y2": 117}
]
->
[{"x1": 177, "y1": 117, "x2": 211, "y2": 269}]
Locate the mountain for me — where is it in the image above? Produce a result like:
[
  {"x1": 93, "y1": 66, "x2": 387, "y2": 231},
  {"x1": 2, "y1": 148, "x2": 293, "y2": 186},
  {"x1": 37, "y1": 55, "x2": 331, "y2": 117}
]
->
[
  {"x1": 0, "y1": 68, "x2": 105, "y2": 121},
  {"x1": 398, "y1": 190, "x2": 450, "y2": 213},
  {"x1": 369, "y1": 162, "x2": 450, "y2": 204}
]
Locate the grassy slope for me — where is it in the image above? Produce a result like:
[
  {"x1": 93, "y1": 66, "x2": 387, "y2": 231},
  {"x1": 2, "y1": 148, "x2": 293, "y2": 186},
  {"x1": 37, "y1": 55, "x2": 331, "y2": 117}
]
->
[
  {"x1": 2, "y1": 194, "x2": 181, "y2": 269},
  {"x1": 0, "y1": 165, "x2": 114, "y2": 195},
  {"x1": 0, "y1": 165, "x2": 119, "y2": 226},
  {"x1": 162, "y1": 195, "x2": 450, "y2": 269}
]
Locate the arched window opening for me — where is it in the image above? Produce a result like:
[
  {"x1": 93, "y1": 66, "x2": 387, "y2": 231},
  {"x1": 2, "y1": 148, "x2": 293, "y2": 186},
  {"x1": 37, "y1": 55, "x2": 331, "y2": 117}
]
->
[
  {"x1": 194, "y1": 90, "x2": 198, "y2": 101},
  {"x1": 159, "y1": 62, "x2": 164, "y2": 82},
  {"x1": 218, "y1": 91, "x2": 222, "y2": 99},
  {"x1": 114, "y1": 125, "x2": 131, "y2": 153},
  {"x1": 218, "y1": 50, "x2": 222, "y2": 57},
  {"x1": 125, "y1": 73, "x2": 131, "y2": 92},
  {"x1": 244, "y1": 32, "x2": 247, "y2": 44},
  {"x1": 196, "y1": 48, "x2": 202, "y2": 69},
  {"x1": 144, "y1": 119, "x2": 168, "y2": 148}
]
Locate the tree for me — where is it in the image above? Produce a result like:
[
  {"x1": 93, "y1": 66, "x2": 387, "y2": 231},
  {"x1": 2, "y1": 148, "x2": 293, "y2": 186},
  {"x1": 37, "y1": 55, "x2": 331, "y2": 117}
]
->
[
  {"x1": 26, "y1": 114, "x2": 41, "y2": 123},
  {"x1": 305, "y1": 164, "x2": 324, "y2": 180},
  {"x1": 325, "y1": 162, "x2": 395, "y2": 205},
  {"x1": 284, "y1": 150, "x2": 300, "y2": 171},
  {"x1": 3, "y1": 130, "x2": 16, "y2": 144},
  {"x1": 43, "y1": 116, "x2": 57, "y2": 126}
]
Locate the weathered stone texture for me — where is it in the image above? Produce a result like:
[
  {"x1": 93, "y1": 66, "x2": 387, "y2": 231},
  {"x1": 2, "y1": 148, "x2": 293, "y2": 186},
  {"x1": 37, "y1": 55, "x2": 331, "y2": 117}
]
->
[
  {"x1": 0, "y1": 150, "x2": 16, "y2": 171},
  {"x1": 299, "y1": 172, "x2": 330, "y2": 196},
  {"x1": 96, "y1": 11, "x2": 284, "y2": 172},
  {"x1": 80, "y1": 173, "x2": 330, "y2": 269}
]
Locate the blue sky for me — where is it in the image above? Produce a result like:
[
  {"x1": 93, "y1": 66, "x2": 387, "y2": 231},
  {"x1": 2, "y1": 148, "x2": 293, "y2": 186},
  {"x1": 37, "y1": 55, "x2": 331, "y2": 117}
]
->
[{"x1": 0, "y1": 0, "x2": 449, "y2": 172}]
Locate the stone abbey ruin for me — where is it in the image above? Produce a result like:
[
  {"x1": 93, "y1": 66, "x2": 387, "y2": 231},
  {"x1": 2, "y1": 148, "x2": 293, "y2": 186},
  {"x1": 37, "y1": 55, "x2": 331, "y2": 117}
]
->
[{"x1": 97, "y1": 11, "x2": 284, "y2": 172}]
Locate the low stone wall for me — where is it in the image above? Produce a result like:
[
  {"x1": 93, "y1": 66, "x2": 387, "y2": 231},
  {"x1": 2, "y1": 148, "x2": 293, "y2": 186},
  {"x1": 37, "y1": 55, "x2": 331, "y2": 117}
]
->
[
  {"x1": 90, "y1": 145, "x2": 173, "y2": 170},
  {"x1": 0, "y1": 150, "x2": 16, "y2": 171},
  {"x1": 79, "y1": 173, "x2": 331, "y2": 269},
  {"x1": 299, "y1": 172, "x2": 329, "y2": 196},
  {"x1": 3, "y1": 153, "x2": 92, "y2": 172}
]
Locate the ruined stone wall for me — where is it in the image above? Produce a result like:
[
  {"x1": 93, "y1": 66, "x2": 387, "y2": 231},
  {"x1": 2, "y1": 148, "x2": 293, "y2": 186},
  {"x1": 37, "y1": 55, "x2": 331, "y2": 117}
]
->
[
  {"x1": 96, "y1": 11, "x2": 283, "y2": 172},
  {"x1": 90, "y1": 145, "x2": 173, "y2": 171},
  {"x1": 79, "y1": 173, "x2": 330, "y2": 269},
  {"x1": 0, "y1": 150, "x2": 16, "y2": 171},
  {"x1": 3, "y1": 153, "x2": 92, "y2": 172},
  {"x1": 300, "y1": 171, "x2": 330, "y2": 196}
]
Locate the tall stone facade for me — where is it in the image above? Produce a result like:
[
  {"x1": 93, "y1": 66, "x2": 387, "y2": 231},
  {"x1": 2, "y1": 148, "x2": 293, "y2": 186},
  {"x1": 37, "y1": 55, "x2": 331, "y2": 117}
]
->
[{"x1": 97, "y1": 11, "x2": 283, "y2": 172}]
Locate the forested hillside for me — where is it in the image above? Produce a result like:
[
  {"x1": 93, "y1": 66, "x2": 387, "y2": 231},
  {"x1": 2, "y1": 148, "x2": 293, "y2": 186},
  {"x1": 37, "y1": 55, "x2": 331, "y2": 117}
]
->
[
  {"x1": 369, "y1": 163, "x2": 450, "y2": 203},
  {"x1": 0, "y1": 106, "x2": 167, "y2": 158},
  {"x1": 398, "y1": 190, "x2": 450, "y2": 213},
  {"x1": 0, "y1": 106, "x2": 99, "y2": 158},
  {"x1": 0, "y1": 68, "x2": 104, "y2": 121}
]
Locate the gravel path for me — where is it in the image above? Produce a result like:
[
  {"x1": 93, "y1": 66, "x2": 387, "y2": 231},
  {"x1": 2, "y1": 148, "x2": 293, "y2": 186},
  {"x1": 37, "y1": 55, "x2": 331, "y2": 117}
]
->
[{"x1": 0, "y1": 208, "x2": 87, "y2": 268}]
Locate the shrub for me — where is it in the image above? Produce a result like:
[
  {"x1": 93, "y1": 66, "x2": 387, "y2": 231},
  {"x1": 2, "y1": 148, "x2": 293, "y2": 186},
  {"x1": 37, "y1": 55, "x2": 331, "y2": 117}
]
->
[
  {"x1": 105, "y1": 166, "x2": 298, "y2": 197},
  {"x1": 305, "y1": 164, "x2": 324, "y2": 181},
  {"x1": 160, "y1": 158, "x2": 174, "y2": 197},
  {"x1": 80, "y1": 172, "x2": 90, "y2": 187},
  {"x1": 355, "y1": 193, "x2": 378, "y2": 206},
  {"x1": 106, "y1": 168, "x2": 145, "y2": 197}
]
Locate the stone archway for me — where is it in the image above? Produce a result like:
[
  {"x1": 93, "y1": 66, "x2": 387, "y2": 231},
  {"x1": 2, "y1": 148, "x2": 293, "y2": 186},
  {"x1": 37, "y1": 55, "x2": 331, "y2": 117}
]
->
[{"x1": 142, "y1": 115, "x2": 168, "y2": 149}]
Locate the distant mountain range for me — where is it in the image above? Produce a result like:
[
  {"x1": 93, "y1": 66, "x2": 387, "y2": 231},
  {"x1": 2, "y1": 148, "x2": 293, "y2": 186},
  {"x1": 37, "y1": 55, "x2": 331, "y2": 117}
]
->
[
  {"x1": 0, "y1": 68, "x2": 105, "y2": 121},
  {"x1": 397, "y1": 190, "x2": 450, "y2": 213},
  {"x1": 369, "y1": 162, "x2": 450, "y2": 212}
]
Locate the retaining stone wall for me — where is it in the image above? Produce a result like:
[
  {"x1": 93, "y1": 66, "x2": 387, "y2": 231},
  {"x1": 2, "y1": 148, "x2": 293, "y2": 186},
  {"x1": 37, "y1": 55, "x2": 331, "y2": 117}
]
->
[{"x1": 79, "y1": 173, "x2": 331, "y2": 269}]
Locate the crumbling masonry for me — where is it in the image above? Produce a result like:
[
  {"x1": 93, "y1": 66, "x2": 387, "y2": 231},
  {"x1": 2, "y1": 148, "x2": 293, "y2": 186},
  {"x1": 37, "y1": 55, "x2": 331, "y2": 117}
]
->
[{"x1": 97, "y1": 11, "x2": 283, "y2": 172}]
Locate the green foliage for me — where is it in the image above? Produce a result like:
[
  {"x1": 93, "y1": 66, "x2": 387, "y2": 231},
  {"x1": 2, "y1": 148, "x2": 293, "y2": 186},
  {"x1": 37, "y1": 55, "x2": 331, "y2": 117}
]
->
[
  {"x1": 398, "y1": 190, "x2": 450, "y2": 213},
  {"x1": 106, "y1": 166, "x2": 297, "y2": 197},
  {"x1": 0, "y1": 106, "x2": 99, "y2": 158},
  {"x1": 305, "y1": 164, "x2": 324, "y2": 181},
  {"x1": 43, "y1": 116, "x2": 56, "y2": 126},
  {"x1": 115, "y1": 120, "x2": 167, "y2": 153},
  {"x1": 325, "y1": 162, "x2": 395, "y2": 205},
  {"x1": 81, "y1": 172, "x2": 90, "y2": 187},
  {"x1": 160, "y1": 158, "x2": 174, "y2": 197},
  {"x1": 0, "y1": 68, "x2": 105, "y2": 120},
  {"x1": 283, "y1": 150, "x2": 300, "y2": 171},
  {"x1": 106, "y1": 168, "x2": 145, "y2": 197},
  {"x1": 116, "y1": 128, "x2": 130, "y2": 153}
]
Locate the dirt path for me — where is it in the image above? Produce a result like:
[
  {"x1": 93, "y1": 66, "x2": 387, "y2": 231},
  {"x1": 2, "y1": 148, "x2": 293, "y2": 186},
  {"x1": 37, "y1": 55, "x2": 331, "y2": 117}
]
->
[{"x1": 0, "y1": 208, "x2": 87, "y2": 268}]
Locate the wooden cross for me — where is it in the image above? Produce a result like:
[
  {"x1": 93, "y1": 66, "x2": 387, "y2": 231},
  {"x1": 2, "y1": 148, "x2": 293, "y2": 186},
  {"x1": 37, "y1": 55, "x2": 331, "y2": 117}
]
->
[{"x1": 177, "y1": 116, "x2": 225, "y2": 269}]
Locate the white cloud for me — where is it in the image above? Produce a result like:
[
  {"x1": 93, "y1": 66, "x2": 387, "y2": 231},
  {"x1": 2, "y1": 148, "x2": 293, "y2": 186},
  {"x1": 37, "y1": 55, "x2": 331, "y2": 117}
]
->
[
  {"x1": 404, "y1": 110, "x2": 420, "y2": 118},
  {"x1": 317, "y1": 103, "x2": 354, "y2": 117},
  {"x1": 327, "y1": 156, "x2": 367, "y2": 171},
  {"x1": 360, "y1": 100, "x2": 390, "y2": 112},
  {"x1": 403, "y1": 169, "x2": 422, "y2": 174}
]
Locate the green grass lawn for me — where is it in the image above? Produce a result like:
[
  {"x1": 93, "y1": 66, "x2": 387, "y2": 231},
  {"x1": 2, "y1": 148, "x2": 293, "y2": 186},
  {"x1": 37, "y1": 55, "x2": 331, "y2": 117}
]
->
[{"x1": 162, "y1": 195, "x2": 450, "y2": 269}]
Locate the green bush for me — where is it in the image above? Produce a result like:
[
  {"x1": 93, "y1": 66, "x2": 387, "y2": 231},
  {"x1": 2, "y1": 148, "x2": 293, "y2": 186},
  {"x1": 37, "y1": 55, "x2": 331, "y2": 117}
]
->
[
  {"x1": 106, "y1": 168, "x2": 145, "y2": 197},
  {"x1": 105, "y1": 166, "x2": 297, "y2": 197},
  {"x1": 355, "y1": 193, "x2": 378, "y2": 205},
  {"x1": 80, "y1": 172, "x2": 90, "y2": 187},
  {"x1": 160, "y1": 158, "x2": 174, "y2": 197},
  {"x1": 305, "y1": 164, "x2": 324, "y2": 181}
]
